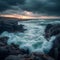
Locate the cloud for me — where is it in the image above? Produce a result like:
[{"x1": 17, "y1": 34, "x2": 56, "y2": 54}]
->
[
  {"x1": 0, "y1": 0, "x2": 10, "y2": 11},
  {"x1": 0, "y1": 0, "x2": 25, "y2": 12},
  {"x1": 0, "y1": 0, "x2": 60, "y2": 16},
  {"x1": 21, "y1": 0, "x2": 60, "y2": 16}
]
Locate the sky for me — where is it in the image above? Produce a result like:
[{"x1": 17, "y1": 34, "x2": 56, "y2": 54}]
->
[{"x1": 0, "y1": 0, "x2": 60, "y2": 19}]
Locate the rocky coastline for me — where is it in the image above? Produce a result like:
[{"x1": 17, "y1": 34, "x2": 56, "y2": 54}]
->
[
  {"x1": 45, "y1": 24, "x2": 60, "y2": 60},
  {"x1": 0, "y1": 18, "x2": 60, "y2": 60}
]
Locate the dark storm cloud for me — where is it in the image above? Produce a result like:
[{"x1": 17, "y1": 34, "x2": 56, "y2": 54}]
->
[
  {"x1": 21, "y1": 0, "x2": 60, "y2": 16},
  {"x1": 0, "y1": 0, "x2": 25, "y2": 11},
  {"x1": 0, "y1": 0, "x2": 60, "y2": 16},
  {"x1": 0, "y1": 0, "x2": 9, "y2": 11},
  {"x1": 43, "y1": 0, "x2": 60, "y2": 16}
]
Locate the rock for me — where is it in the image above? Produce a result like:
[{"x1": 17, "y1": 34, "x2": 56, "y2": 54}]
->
[
  {"x1": 0, "y1": 37, "x2": 9, "y2": 60},
  {"x1": 4, "y1": 51, "x2": 55, "y2": 60},
  {"x1": 0, "y1": 20, "x2": 27, "y2": 34},
  {"x1": 44, "y1": 24, "x2": 60, "y2": 40},
  {"x1": 5, "y1": 54, "x2": 29, "y2": 60},
  {"x1": 5, "y1": 55, "x2": 22, "y2": 60},
  {"x1": 44, "y1": 24, "x2": 53, "y2": 40},
  {"x1": 20, "y1": 48, "x2": 30, "y2": 55},
  {"x1": 14, "y1": 24, "x2": 27, "y2": 32},
  {"x1": 7, "y1": 43, "x2": 20, "y2": 55},
  {"x1": 0, "y1": 41, "x2": 20, "y2": 60},
  {"x1": 45, "y1": 24, "x2": 60, "y2": 60},
  {"x1": 48, "y1": 35, "x2": 60, "y2": 60},
  {"x1": 32, "y1": 52, "x2": 54, "y2": 60},
  {"x1": 0, "y1": 45, "x2": 9, "y2": 60},
  {"x1": 0, "y1": 37, "x2": 9, "y2": 45}
]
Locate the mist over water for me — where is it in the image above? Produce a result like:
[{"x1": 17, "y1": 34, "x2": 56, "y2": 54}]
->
[{"x1": 1, "y1": 19, "x2": 59, "y2": 53}]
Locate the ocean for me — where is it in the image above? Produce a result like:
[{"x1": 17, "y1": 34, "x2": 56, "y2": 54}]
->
[{"x1": 0, "y1": 19, "x2": 60, "y2": 54}]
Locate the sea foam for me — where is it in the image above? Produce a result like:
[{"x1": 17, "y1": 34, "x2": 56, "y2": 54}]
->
[{"x1": 0, "y1": 19, "x2": 57, "y2": 53}]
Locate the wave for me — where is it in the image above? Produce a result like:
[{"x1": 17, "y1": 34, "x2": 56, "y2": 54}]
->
[{"x1": 0, "y1": 19, "x2": 60, "y2": 53}]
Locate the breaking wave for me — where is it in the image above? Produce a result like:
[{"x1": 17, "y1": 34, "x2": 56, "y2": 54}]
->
[{"x1": 1, "y1": 19, "x2": 59, "y2": 53}]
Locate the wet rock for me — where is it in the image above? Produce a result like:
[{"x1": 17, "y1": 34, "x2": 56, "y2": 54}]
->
[
  {"x1": 44, "y1": 24, "x2": 53, "y2": 40},
  {"x1": 20, "y1": 48, "x2": 30, "y2": 55},
  {"x1": 0, "y1": 40, "x2": 21, "y2": 60},
  {"x1": 5, "y1": 52, "x2": 55, "y2": 60},
  {"x1": 5, "y1": 55, "x2": 22, "y2": 60},
  {"x1": 5, "y1": 54, "x2": 30, "y2": 60},
  {"x1": 34, "y1": 52, "x2": 54, "y2": 60},
  {"x1": 0, "y1": 45, "x2": 9, "y2": 60},
  {"x1": 7, "y1": 43, "x2": 20, "y2": 55},
  {"x1": 0, "y1": 20, "x2": 27, "y2": 34},
  {"x1": 0, "y1": 47, "x2": 9, "y2": 60},
  {"x1": 14, "y1": 24, "x2": 27, "y2": 32},
  {"x1": 0, "y1": 37, "x2": 9, "y2": 60},
  {"x1": 45, "y1": 24, "x2": 60, "y2": 60},
  {"x1": 44, "y1": 24, "x2": 60, "y2": 40},
  {"x1": 48, "y1": 35, "x2": 60, "y2": 60}
]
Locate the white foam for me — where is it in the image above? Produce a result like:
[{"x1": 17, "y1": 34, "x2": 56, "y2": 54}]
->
[{"x1": 1, "y1": 20, "x2": 57, "y2": 53}]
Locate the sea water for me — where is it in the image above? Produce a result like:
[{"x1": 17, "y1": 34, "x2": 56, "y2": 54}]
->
[{"x1": 1, "y1": 19, "x2": 60, "y2": 53}]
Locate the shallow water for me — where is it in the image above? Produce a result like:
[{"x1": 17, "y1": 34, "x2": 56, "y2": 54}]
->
[{"x1": 1, "y1": 19, "x2": 60, "y2": 53}]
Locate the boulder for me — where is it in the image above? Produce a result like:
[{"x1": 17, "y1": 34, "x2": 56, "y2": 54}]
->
[
  {"x1": 7, "y1": 43, "x2": 20, "y2": 55},
  {"x1": 44, "y1": 24, "x2": 60, "y2": 40},
  {"x1": 0, "y1": 37, "x2": 9, "y2": 60},
  {"x1": 0, "y1": 37, "x2": 9, "y2": 45},
  {"x1": 0, "y1": 20, "x2": 27, "y2": 34},
  {"x1": 48, "y1": 35, "x2": 60, "y2": 60},
  {"x1": 33, "y1": 52, "x2": 54, "y2": 60},
  {"x1": 5, "y1": 55, "x2": 22, "y2": 60},
  {"x1": 44, "y1": 24, "x2": 60, "y2": 60}
]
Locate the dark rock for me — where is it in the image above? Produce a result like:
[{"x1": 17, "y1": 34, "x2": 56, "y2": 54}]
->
[
  {"x1": 7, "y1": 43, "x2": 20, "y2": 55},
  {"x1": 33, "y1": 52, "x2": 54, "y2": 60},
  {"x1": 5, "y1": 55, "x2": 22, "y2": 60},
  {"x1": 0, "y1": 45, "x2": 9, "y2": 60},
  {"x1": 0, "y1": 41, "x2": 20, "y2": 60},
  {"x1": 0, "y1": 37, "x2": 9, "y2": 60},
  {"x1": 14, "y1": 24, "x2": 27, "y2": 32},
  {"x1": 44, "y1": 24, "x2": 53, "y2": 40},
  {"x1": 5, "y1": 53, "x2": 54, "y2": 60},
  {"x1": 45, "y1": 24, "x2": 60, "y2": 60},
  {"x1": 0, "y1": 20, "x2": 27, "y2": 34},
  {"x1": 20, "y1": 48, "x2": 30, "y2": 55},
  {"x1": 0, "y1": 37, "x2": 9, "y2": 45},
  {"x1": 48, "y1": 35, "x2": 60, "y2": 60},
  {"x1": 44, "y1": 24, "x2": 60, "y2": 40}
]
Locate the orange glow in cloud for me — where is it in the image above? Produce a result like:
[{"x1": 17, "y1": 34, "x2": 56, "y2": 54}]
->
[
  {"x1": 0, "y1": 14, "x2": 35, "y2": 19},
  {"x1": 0, "y1": 14, "x2": 60, "y2": 19},
  {"x1": 23, "y1": 11, "x2": 34, "y2": 17},
  {"x1": 38, "y1": 16, "x2": 60, "y2": 19}
]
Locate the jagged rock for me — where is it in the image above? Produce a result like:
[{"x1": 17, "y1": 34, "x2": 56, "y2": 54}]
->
[
  {"x1": 48, "y1": 35, "x2": 60, "y2": 60},
  {"x1": 44, "y1": 24, "x2": 60, "y2": 40},
  {"x1": 0, "y1": 20, "x2": 27, "y2": 34},
  {"x1": 44, "y1": 24, "x2": 60, "y2": 60},
  {"x1": 0, "y1": 36, "x2": 55, "y2": 60},
  {"x1": 5, "y1": 53, "x2": 55, "y2": 60},
  {"x1": 44, "y1": 24, "x2": 53, "y2": 40},
  {"x1": 33, "y1": 52, "x2": 54, "y2": 60},
  {"x1": 5, "y1": 55, "x2": 22, "y2": 60},
  {"x1": 7, "y1": 43, "x2": 20, "y2": 55},
  {"x1": 20, "y1": 48, "x2": 30, "y2": 55},
  {"x1": 0, "y1": 37, "x2": 9, "y2": 60},
  {"x1": 0, "y1": 45, "x2": 9, "y2": 60},
  {"x1": 0, "y1": 37, "x2": 9, "y2": 45}
]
